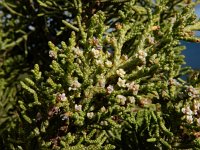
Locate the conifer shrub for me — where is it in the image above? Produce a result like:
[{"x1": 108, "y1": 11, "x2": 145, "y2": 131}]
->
[{"x1": 1, "y1": 0, "x2": 200, "y2": 149}]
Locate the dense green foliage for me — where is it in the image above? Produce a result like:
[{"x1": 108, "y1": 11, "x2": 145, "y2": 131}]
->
[{"x1": 1, "y1": 0, "x2": 200, "y2": 149}]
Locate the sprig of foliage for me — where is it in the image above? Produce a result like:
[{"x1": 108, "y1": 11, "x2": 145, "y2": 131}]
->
[{"x1": 1, "y1": 0, "x2": 200, "y2": 149}]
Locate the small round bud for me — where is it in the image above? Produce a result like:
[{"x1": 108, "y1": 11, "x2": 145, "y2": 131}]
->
[
  {"x1": 152, "y1": 25, "x2": 160, "y2": 31},
  {"x1": 49, "y1": 50, "x2": 57, "y2": 59},
  {"x1": 105, "y1": 60, "x2": 113, "y2": 68},
  {"x1": 115, "y1": 22, "x2": 123, "y2": 30},
  {"x1": 91, "y1": 48, "x2": 100, "y2": 58},
  {"x1": 75, "y1": 104, "x2": 82, "y2": 111},
  {"x1": 107, "y1": 85, "x2": 114, "y2": 94},
  {"x1": 116, "y1": 95, "x2": 127, "y2": 105},
  {"x1": 116, "y1": 69, "x2": 126, "y2": 78},
  {"x1": 87, "y1": 112, "x2": 94, "y2": 119},
  {"x1": 117, "y1": 78, "x2": 126, "y2": 87}
]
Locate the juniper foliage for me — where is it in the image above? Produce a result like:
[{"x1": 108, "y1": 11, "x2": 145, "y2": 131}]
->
[{"x1": 1, "y1": 0, "x2": 200, "y2": 149}]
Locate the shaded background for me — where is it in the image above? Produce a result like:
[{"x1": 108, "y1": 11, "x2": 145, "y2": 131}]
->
[{"x1": 182, "y1": 4, "x2": 200, "y2": 69}]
